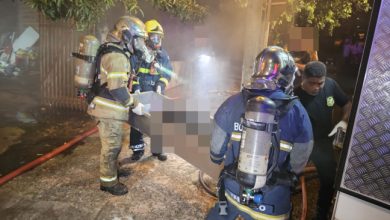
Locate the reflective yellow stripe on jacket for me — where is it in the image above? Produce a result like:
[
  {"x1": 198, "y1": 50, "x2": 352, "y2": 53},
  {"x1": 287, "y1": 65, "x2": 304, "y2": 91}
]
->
[
  {"x1": 159, "y1": 77, "x2": 169, "y2": 86},
  {"x1": 107, "y1": 71, "x2": 128, "y2": 79},
  {"x1": 230, "y1": 132, "x2": 292, "y2": 153},
  {"x1": 225, "y1": 193, "x2": 289, "y2": 220},
  {"x1": 93, "y1": 97, "x2": 129, "y2": 111},
  {"x1": 231, "y1": 132, "x2": 241, "y2": 141},
  {"x1": 138, "y1": 67, "x2": 150, "y2": 74},
  {"x1": 280, "y1": 140, "x2": 293, "y2": 152}
]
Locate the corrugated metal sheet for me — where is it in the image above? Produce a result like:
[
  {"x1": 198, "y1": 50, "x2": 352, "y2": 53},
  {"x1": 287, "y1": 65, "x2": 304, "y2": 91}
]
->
[
  {"x1": 17, "y1": 1, "x2": 39, "y2": 32},
  {"x1": 39, "y1": 14, "x2": 90, "y2": 111}
]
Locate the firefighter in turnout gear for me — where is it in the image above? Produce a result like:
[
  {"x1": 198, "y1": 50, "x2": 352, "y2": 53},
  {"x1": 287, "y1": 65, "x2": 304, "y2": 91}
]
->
[
  {"x1": 87, "y1": 16, "x2": 153, "y2": 196},
  {"x1": 129, "y1": 19, "x2": 173, "y2": 161},
  {"x1": 206, "y1": 46, "x2": 314, "y2": 219}
]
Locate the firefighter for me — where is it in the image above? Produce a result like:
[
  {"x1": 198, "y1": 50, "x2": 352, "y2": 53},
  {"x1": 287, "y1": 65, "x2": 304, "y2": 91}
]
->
[
  {"x1": 206, "y1": 46, "x2": 314, "y2": 219},
  {"x1": 87, "y1": 16, "x2": 153, "y2": 196},
  {"x1": 129, "y1": 19, "x2": 173, "y2": 161}
]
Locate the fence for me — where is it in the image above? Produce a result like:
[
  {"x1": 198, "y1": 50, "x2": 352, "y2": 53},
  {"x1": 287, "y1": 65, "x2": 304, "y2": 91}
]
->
[{"x1": 39, "y1": 14, "x2": 89, "y2": 111}]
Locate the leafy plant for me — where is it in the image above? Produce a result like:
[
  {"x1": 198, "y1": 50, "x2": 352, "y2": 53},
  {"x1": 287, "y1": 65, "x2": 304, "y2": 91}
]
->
[
  {"x1": 146, "y1": 0, "x2": 207, "y2": 23},
  {"x1": 22, "y1": 0, "x2": 207, "y2": 30},
  {"x1": 266, "y1": 0, "x2": 372, "y2": 46},
  {"x1": 272, "y1": 0, "x2": 371, "y2": 35}
]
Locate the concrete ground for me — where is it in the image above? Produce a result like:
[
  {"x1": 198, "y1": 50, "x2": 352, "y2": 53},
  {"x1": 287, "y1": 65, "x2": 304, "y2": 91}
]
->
[
  {"x1": 0, "y1": 126, "x2": 217, "y2": 220},
  {"x1": 0, "y1": 93, "x2": 319, "y2": 220}
]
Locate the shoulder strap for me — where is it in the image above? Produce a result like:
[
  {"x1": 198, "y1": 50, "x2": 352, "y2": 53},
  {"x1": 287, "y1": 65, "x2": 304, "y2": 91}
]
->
[
  {"x1": 95, "y1": 43, "x2": 129, "y2": 73},
  {"x1": 94, "y1": 42, "x2": 130, "y2": 81},
  {"x1": 86, "y1": 43, "x2": 129, "y2": 103},
  {"x1": 271, "y1": 95, "x2": 299, "y2": 118}
]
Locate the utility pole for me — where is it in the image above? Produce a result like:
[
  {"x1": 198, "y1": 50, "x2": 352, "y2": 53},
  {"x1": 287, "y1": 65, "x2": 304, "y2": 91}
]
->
[{"x1": 241, "y1": 0, "x2": 272, "y2": 87}]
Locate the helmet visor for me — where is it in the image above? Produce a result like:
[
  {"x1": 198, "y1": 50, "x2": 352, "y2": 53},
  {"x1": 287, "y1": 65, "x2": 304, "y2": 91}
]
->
[
  {"x1": 252, "y1": 53, "x2": 284, "y2": 80},
  {"x1": 148, "y1": 33, "x2": 162, "y2": 49},
  {"x1": 245, "y1": 46, "x2": 297, "y2": 91}
]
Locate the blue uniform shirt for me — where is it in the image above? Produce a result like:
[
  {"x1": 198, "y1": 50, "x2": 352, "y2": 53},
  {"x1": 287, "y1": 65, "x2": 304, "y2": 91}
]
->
[{"x1": 131, "y1": 48, "x2": 173, "y2": 92}]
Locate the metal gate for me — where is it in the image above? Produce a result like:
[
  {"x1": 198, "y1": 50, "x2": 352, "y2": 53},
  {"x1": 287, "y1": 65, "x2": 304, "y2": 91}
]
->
[{"x1": 39, "y1": 14, "x2": 90, "y2": 111}]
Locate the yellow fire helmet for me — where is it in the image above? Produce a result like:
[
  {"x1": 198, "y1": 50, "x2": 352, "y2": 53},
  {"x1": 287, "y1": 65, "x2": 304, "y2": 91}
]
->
[
  {"x1": 145, "y1": 19, "x2": 164, "y2": 36},
  {"x1": 110, "y1": 16, "x2": 147, "y2": 42}
]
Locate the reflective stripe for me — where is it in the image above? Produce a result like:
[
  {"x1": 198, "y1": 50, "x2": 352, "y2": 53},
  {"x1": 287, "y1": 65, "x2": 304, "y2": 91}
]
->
[
  {"x1": 132, "y1": 81, "x2": 140, "y2": 85},
  {"x1": 107, "y1": 72, "x2": 128, "y2": 79},
  {"x1": 159, "y1": 77, "x2": 169, "y2": 86},
  {"x1": 231, "y1": 132, "x2": 241, "y2": 141},
  {"x1": 138, "y1": 68, "x2": 150, "y2": 74},
  {"x1": 210, "y1": 153, "x2": 224, "y2": 162},
  {"x1": 94, "y1": 97, "x2": 129, "y2": 111},
  {"x1": 225, "y1": 193, "x2": 289, "y2": 220},
  {"x1": 100, "y1": 175, "x2": 117, "y2": 182},
  {"x1": 131, "y1": 144, "x2": 145, "y2": 150},
  {"x1": 280, "y1": 140, "x2": 293, "y2": 152}
]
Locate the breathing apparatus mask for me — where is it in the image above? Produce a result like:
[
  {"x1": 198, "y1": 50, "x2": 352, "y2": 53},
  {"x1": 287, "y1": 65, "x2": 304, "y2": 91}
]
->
[
  {"x1": 244, "y1": 46, "x2": 297, "y2": 95},
  {"x1": 147, "y1": 33, "x2": 163, "y2": 50},
  {"x1": 121, "y1": 29, "x2": 155, "y2": 64}
]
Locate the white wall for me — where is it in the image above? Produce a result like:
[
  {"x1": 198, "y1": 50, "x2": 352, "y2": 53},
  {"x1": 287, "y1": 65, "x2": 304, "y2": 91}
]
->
[{"x1": 333, "y1": 192, "x2": 390, "y2": 220}]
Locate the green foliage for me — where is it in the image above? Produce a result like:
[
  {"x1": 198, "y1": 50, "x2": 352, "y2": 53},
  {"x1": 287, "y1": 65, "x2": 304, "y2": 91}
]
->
[
  {"x1": 273, "y1": 0, "x2": 371, "y2": 35},
  {"x1": 23, "y1": 0, "x2": 207, "y2": 30},
  {"x1": 146, "y1": 0, "x2": 208, "y2": 23},
  {"x1": 23, "y1": 0, "x2": 116, "y2": 29},
  {"x1": 267, "y1": 0, "x2": 371, "y2": 46}
]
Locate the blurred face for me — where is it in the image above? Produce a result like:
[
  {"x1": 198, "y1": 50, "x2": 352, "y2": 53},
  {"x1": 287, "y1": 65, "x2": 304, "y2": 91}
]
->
[{"x1": 301, "y1": 76, "x2": 325, "y2": 95}]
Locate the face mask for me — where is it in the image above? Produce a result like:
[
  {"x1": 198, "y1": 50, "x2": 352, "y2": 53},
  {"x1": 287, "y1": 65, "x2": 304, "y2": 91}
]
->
[
  {"x1": 148, "y1": 33, "x2": 162, "y2": 49},
  {"x1": 133, "y1": 37, "x2": 155, "y2": 63}
]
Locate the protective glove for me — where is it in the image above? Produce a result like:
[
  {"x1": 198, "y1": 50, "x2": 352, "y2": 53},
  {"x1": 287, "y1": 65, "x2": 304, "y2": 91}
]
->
[
  {"x1": 156, "y1": 85, "x2": 162, "y2": 94},
  {"x1": 328, "y1": 120, "x2": 348, "y2": 136},
  {"x1": 132, "y1": 102, "x2": 151, "y2": 117},
  {"x1": 134, "y1": 89, "x2": 141, "y2": 94},
  {"x1": 155, "y1": 81, "x2": 165, "y2": 94}
]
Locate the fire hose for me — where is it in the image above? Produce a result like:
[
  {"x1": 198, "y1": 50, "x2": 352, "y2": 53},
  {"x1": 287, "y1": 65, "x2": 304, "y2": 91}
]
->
[
  {"x1": 198, "y1": 166, "x2": 317, "y2": 220},
  {"x1": 0, "y1": 127, "x2": 98, "y2": 186}
]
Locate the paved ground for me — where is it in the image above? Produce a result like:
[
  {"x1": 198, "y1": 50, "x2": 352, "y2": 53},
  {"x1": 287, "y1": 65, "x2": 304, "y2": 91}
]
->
[
  {"x1": 0, "y1": 126, "x2": 217, "y2": 220},
  {"x1": 0, "y1": 123, "x2": 323, "y2": 220}
]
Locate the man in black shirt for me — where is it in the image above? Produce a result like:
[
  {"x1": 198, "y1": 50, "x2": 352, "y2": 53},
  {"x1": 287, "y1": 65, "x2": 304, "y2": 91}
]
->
[{"x1": 294, "y1": 61, "x2": 352, "y2": 220}]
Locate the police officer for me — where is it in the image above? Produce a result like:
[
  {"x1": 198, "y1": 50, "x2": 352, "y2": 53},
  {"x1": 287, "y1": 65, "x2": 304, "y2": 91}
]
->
[
  {"x1": 87, "y1": 16, "x2": 153, "y2": 196},
  {"x1": 129, "y1": 19, "x2": 173, "y2": 161},
  {"x1": 206, "y1": 46, "x2": 314, "y2": 219}
]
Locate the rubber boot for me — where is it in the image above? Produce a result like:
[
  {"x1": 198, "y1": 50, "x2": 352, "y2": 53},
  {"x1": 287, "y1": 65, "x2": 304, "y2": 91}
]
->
[
  {"x1": 131, "y1": 150, "x2": 144, "y2": 161},
  {"x1": 100, "y1": 182, "x2": 128, "y2": 196},
  {"x1": 152, "y1": 153, "x2": 167, "y2": 161}
]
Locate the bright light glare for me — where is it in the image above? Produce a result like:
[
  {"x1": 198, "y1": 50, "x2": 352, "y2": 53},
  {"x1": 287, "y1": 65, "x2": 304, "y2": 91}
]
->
[{"x1": 198, "y1": 54, "x2": 211, "y2": 63}]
